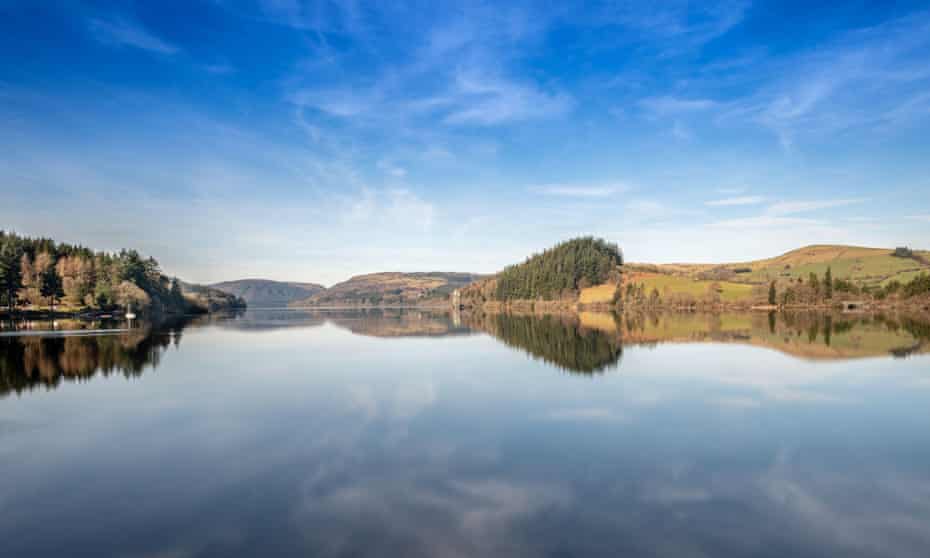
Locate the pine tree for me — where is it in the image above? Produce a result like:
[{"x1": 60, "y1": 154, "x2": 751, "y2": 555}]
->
[
  {"x1": 824, "y1": 267, "x2": 833, "y2": 299},
  {"x1": 39, "y1": 264, "x2": 64, "y2": 312},
  {"x1": 768, "y1": 281, "x2": 777, "y2": 305},
  {"x1": 0, "y1": 239, "x2": 24, "y2": 313}
]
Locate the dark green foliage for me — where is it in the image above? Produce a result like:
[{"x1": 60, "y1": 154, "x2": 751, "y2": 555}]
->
[
  {"x1": 491, "y1": 313, "x2": 622, "y2": 373},
  {"x1": 832, "y1": 277, "x2": 858, "y2": 294},
  {"x1": 39, "y1": 265, "x2": 64, "y2": 309},
  {"x1": 495, "y1": 237, "x2": 622, "y2": 301},
  {"x1": 768, "y1": 281, "x2": 777, "y2": 305},
  {"x1": 808, "y1": 272, "x2": 820, "y2": 294},
  {"x1": 902, "y1": 273, "x2": 930, "y2": 298},
  {"x1": 169, "y1": 278, "x2": 185, "y2": 306},
  {"x1": 0, "y1": 238, "x2": 24, "y2": 312},
  {"x1": 824, "y1": 267, "x2": 833, "y2": 299}
]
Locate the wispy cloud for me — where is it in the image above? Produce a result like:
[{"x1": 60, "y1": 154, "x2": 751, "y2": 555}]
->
[
  {"x1": 289, "y1": 61, "x2": 571, "y2": 130},
  {"x1": 87, "y1": 16, "x2": 179, "y2": 54},
  {"x1": 706, "y1": 195, "x2": 766, "y2": 207},
  {"x1": 718, "y1": 11, "x2": 930, "y2": 149},
  {"x1": 766, "y1": 198, "x2": 867, "y2": 215},
  {"x1": 341, "y1": 188, "x2": 435, "y2": 234},
  {"x1": 531, "y1": 183, "x2": 629, "y2": 198},
  {"x1": 443, "y1": 70, "x2": 573, "y2": 125},
  {"x1": 582, "y1": 1, "x2": 749, "y2": 53},
  {"x1": 640, "y1": 95, "x2": 717, "y2": 116},
  {"x1": 708, "y1": 215, "x2": 825, "y2": 229}
]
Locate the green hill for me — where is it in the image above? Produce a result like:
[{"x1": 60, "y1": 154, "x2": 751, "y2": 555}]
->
[
  {"x1": 643, "y1": 245, "x2": 930, "y2": 287},
  {"x1": 624, "y1": 244, "x2": 930, "y2": 307}
]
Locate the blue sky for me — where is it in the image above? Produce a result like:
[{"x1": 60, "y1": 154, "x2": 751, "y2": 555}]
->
[{"x1": 2, "y1": 1, "x2": 929, "y2": 285}]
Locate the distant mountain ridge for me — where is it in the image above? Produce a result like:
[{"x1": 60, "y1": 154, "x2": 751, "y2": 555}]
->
[
  {"x1": 210, "y1": 279, "x2": 325, "y2": 307},
  {"x1": 289, "y1": 272, "x2": 484, "y2": 307}
]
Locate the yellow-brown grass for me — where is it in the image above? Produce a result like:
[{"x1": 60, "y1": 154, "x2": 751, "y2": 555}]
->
[{"x1": 578, "y1": 283, "x2": 618, "y2": 304}]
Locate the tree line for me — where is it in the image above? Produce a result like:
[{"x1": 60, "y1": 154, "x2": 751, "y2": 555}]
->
[
  {"x1": 766, "y1": 267, "x2": 930, "y2": 306},
  {"x1": 495, "y1": 237, "x2": 623, "y2": 301},
  {"x1": 0, "y1": 231, "x2": 188, "y2": 315}
]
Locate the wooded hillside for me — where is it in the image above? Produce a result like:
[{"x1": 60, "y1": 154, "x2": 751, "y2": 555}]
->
[
  {"x1": 0, "y1": 231, "x2": 245, "y2": 315},
  {"x1": 494, "y1": 237, "x2": 622, "y2": 301}
]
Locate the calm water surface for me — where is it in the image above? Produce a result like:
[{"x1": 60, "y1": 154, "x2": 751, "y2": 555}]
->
[{"x1": 1, "y1": 309, "x2": 929, "y2": 557}]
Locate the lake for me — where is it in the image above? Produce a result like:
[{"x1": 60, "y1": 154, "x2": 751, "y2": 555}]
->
[{"x1": 1, "y1": 309, "x2": 929, "y2": 557}]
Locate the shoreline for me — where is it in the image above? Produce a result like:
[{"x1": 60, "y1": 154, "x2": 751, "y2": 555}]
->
[{"x1": 459, "y1": 299, "x2": 930, "y2": 315}]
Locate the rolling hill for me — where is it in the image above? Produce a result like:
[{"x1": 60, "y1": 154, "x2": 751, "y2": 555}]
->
[
  {"x1": 290, "y1": 272, "x2": 484, "y2": 307},
  {"x1": 639, "y1": 245, "x2": 930, "y2": 286},
  {"x1": 457, "y1": 241, "x2": 930, "y2": 311},
  {"x1": 622, "y1": 244, "x2": 930, "y2": 307},
  {"x1": 210, "y1": 279, "x2": 325, "y2": 307}
]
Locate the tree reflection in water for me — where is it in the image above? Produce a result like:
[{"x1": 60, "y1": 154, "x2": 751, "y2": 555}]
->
[
  {"x1": 0, "y1": 320, "x2": 186, "y2": 398},
  {"x1": 2, "y1": 310, "x2": 928, "y2": 394},
  {"x1": 465, "y1": 312, "x2": 624, "y2": 374},
  {"x1": 465, "y1": 310, "x2": 930, "y2": 373}
]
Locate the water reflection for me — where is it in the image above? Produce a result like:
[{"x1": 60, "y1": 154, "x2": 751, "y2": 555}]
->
[
  {"x1": 462, "y1": 310, "x2": 930, "y2": 374},
  {"x1": 205, "y1": 308, "x2": 473, "y2": 337},
  {"x1": 0, "y1": 320, "x2": 185, "y2": 398},
  {"x1": 1, "y1": 309, "x2": 930, "y2": 557},
  {"x1": 324, "y1": 308, "x2": 473, "y2": 338},
  {"x1": 1, "y1": 311, "x2": 928, "y2": 395},
  {"x1": 616, "y1": 311, "x2": 930, "y2": 360},
  {"x1": 463, "y1": 311, "x2": 623, "y2": 373}
]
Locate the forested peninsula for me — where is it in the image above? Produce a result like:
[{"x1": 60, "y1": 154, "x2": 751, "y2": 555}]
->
[
  {"x1": 457, "y1": 238, "x2": 930, "y2": 313},
  {"x1": 0, "y1": 231, "x2": 245, "y2": 318}
]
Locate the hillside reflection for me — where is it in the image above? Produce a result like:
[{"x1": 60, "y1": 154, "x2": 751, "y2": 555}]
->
[
  {"x1": 462, "y1": 312, "x2": 623, "y2": 374},
  {"x1": 206, "y1": 308, "x2": 473, "y2": 338},
  {"x1": 325, "y1": 308, "x2": 474, "y2": 338},
  {"x1": 463, "y1": 310, "x2": 930, "y2": 373},
  {"x1": 2, "y1": 310, "x2": 928, "y2": 395},
  {"x1": 614, "y1": 311, "x2": 930, "y2": 360}
]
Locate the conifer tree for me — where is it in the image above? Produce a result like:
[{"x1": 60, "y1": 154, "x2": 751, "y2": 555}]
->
[
  {"x1": 39, "y1": 264, "x2": 64, "y2": 311},
  {"x1": 0, "y1": 239, "x2": 24, "y2": 313}
]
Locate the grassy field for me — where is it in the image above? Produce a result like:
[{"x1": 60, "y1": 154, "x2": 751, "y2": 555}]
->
[
  {"x1": 625, "y1": 272, "x2": 755, "y2": 302},
  {"x1": 742, "y1": 245, "x2": 926, "y2": 284},
  {"x1": 578, "y1": 283, "x2": 618, "y2": 304},
  {"x1": 636, "y1": 245, "x2": 930, "y2": 293}
]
